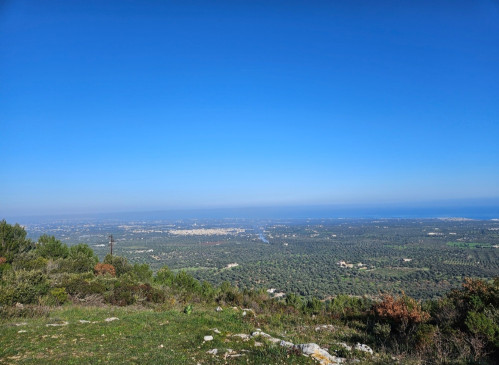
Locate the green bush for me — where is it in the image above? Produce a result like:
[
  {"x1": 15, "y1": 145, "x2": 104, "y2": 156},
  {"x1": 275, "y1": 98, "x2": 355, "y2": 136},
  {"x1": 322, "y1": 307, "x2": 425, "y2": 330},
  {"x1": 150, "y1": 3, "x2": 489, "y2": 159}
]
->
[
  {"x1": 0, "y1": 269, "x2": 50, "y2": 305},
  {"x1": 174, "y1": 270, "x2": 201, "y2": 292},
  {"x1": 304, "y1": 297, "x2": 323, "y2": 315},
  {"x1": 105, "y1": 275, "x2": 139, "y2": 306},
  {"x1": 0, "y1": 285, "x2": 15, "y2": 306},
  {"x1": 465, "y1": 311, "x2": 497, "y2": 342},
  {"x1": 328, "y1": 294, "x2": 371, "y2": 319},
  {"x1": 0, "y1": 261, "x2": 12, "y2": 279},
  {"x1": 69, "y1": 243, "x2": 98, "y2": 261},
  {"x1": 217, "y1": 281, "x2": 243, "y2": 306},
  {"x1": 154, "y1": 266, "x2": 175, "y2": 286},
  {"x1": 413, "y1": 323, "x2": 438, "y2": 354},
  {"x1": 285, "y1": 293, "x2": 302, "y2": 309},
  {"x1": 372, "y1": 322, "x2": 391, "y2": 346},
  {"x1": 11, "y1": 251, "x2": 47, "y2": 271},
  {"x1": 59, "y1": 255, "x2": 95, "y2": 274},
  {"x1": 36, "y1": 235, "x2": 69, "y2": 259},
  {"x1": 61, "y1": 243, "x2": 98, "y2": 273},
  {"x1": 104, "y1": 254, "x2": 133, "y2": 277},
  {"x1": 88, "y1": 275, "x2": 116, "y2": 295},
  {"x1": 60, "y1": 272, "x2": 94, "y2": 296},
  {"x1": 48, "y1": 287, "x2": 68, "y2": 305},
  {"x1": 138, "y1": 283, "x2": 165, "y2": 303},
  {"x1": 200, "y1": 281, "x2": 215, "y2": 302},
  {"x1": 132, "y1": 263, "x2": 153, "y2": 282},
  {"x1": 0, "y1": 220, "x2": 34, "y2": 263},
  {"x1": 431, "y1": 278, "x2": 499, "y2": 359}
]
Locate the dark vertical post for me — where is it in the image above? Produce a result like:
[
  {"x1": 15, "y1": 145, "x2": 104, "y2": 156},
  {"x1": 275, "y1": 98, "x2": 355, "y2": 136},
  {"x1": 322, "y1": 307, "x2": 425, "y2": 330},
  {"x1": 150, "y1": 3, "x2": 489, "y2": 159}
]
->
[{"x1": 108, "y1": 234, "x2": 114, "y2": 256}]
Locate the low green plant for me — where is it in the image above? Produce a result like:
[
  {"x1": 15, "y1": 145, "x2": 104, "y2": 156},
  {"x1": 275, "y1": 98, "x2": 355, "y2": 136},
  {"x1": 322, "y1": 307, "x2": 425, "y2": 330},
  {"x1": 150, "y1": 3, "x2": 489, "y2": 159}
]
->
[{"x1": 183, "y1": 304, "x2": 193, "y2": 314}]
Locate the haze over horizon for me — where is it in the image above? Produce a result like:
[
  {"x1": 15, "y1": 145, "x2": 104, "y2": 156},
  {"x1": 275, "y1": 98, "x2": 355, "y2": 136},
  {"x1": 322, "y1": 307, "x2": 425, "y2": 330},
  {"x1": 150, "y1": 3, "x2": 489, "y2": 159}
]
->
[{"x1": 1, "y1": 1, "x2": 498, "y2": 218}]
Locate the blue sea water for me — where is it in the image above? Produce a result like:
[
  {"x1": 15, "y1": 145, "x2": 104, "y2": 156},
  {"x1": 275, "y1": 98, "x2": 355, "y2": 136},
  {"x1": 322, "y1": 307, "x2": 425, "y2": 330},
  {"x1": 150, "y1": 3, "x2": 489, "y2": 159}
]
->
[{"x1": 6, "y1": 199, "x2": 499, "y2": 223}]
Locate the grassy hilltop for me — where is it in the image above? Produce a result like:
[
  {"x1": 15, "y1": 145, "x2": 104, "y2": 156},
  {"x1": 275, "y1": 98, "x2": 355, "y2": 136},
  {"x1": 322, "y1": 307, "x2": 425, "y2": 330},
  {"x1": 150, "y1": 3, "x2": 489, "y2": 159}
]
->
[
  {"x1": 1, "y1": 220, "x2": 498, "y2": 364},
  {"x1": 2, "y1": 305, "x2": 311, "y2": 364}
]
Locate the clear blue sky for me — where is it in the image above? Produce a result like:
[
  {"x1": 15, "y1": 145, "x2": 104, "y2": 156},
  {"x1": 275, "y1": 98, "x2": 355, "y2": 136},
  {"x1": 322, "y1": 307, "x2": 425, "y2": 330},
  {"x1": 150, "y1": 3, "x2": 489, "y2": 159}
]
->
[{"x1": 1, "y1": 0, "x2": 498, "y2": 217}]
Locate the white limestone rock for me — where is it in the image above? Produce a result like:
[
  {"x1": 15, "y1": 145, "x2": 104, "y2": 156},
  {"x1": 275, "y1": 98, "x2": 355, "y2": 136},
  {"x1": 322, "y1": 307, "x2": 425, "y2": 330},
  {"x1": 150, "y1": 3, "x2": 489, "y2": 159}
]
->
[
  {"x1": 232, "y1": 333, "x2": 251, "y2": 340},
  {"x1": 280, "y1": 340, "x2": 295, "y2": 348},
  {"x1": 297, "y1": 343, "x2": 345, "y2": 365},
  {"x1": 46, "y1": 321, "x2": 69, "y2": 327},
  {"x1": 104, "y1": 317, "x2": 119, "y2": 322},
  {"x1": 354, "y1": 343, "x2": 373, "y2": 355},
  {"x1": 337, "y1": 342, "x2": 352, "y2": 351}
]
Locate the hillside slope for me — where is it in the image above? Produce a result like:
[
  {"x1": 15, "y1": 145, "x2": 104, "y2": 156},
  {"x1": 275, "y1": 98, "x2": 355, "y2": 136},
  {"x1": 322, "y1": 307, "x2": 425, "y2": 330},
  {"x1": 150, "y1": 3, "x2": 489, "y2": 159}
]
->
[{"x1": 1, "y1": 221, "x2": 498, "y2": 364}]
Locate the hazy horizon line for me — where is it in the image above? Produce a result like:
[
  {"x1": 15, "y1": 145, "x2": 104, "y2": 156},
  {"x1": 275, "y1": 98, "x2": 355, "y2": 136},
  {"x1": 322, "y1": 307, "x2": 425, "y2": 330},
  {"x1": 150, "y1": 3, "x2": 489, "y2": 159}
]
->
[{"x1": 3, "y1": 197, "x2": 499, "y2": 222}]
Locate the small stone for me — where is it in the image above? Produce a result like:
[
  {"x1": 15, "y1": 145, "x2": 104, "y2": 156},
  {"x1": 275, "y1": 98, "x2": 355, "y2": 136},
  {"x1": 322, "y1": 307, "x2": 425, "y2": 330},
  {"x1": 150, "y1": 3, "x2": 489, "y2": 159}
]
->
[
  {"x1": 315, "y1": 324, "x2": 335, "y2": 331},
  {"x1": 337, "y1": 342, "x2": 352, "y2": 351},
  {"x1": 232, "y1": 333, "x2": 250, "y2": 340},
  {"x1": 46, "y1": 321, "x2": 69, "y2": 327},
  {"x1": 268, "y1": 337, "x2": 280, "y2": 344},
  {"x1": 104, "y1": 317, "x2": 119, "y2": 322},
  {"x1": 354, "y1": 343, "x2": 373, "y2": 355},
  {"x1": 79, "y1": 320, "x2": 91, "y2": 324},
  {"x1": 211, "y1": 328, "x2": 221, "y2": 334},
  {"x1": 242, "y1": 311, "x2": 247, "y2": 316},
  {"x1": 251, "y1": 330, "x2": 269, "y2": 338},
  {"x1": 215, "y1": 306, "x2": 223, "y2": 312},
  {"x1": 204, "y1": 335, "x2": 214, "y2": 341},
  {"x1": 279, "y1": 340, "x2": 295, "y2": 348},
  {"x1": 206, "y1": 348, "x2": 218, "y2": 355},
  {"x1": 18, "y1": 330, "x2": 27, "y2": 333}
]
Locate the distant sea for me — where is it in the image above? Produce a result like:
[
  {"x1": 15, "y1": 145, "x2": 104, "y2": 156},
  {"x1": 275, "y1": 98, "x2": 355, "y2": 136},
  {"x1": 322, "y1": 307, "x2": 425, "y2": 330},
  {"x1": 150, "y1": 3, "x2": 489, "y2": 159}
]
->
[
  {"x1": 151, "y1": 204, "x2": 498, "y2": 220},
  {"x1": 8, "y1": 199, "x2": 499, "y2": 223}
]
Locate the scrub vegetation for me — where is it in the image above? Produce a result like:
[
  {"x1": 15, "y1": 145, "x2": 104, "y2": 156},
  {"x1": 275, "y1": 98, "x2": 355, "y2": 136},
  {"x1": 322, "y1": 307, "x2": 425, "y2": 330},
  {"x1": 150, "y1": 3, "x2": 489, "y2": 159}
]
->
[{"x1": 1, "y1": 220, "x2": 498, "y2": 364}]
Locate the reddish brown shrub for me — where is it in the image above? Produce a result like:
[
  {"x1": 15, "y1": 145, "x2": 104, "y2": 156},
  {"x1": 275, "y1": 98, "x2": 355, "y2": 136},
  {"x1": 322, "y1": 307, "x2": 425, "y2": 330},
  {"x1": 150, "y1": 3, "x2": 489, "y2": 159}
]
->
[
  {"x1": 0, "y1": 257, "x2": 6, "y2": 265},
  {"x1": 94, "y1": 263, "x2": 116, "y2": 277},
  {"x1": 372, "y1": 294, "x2": 430, "y2": 325},
  {"x1": 462, "y1": 278, "x2": 490, "y2": 298}
]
